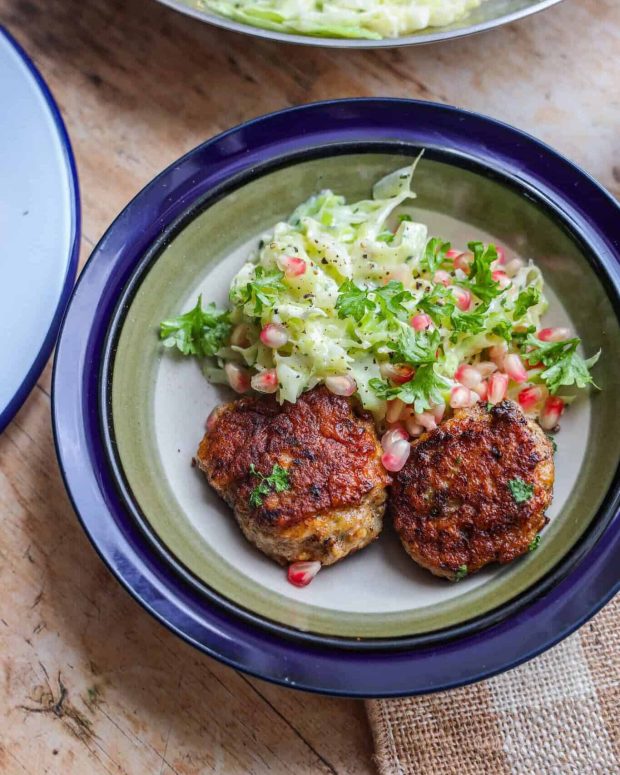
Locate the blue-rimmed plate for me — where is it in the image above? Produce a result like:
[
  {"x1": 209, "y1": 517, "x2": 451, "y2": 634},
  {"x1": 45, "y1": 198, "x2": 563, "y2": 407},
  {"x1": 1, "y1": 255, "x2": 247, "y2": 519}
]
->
[
  {"x1": 53, "y1": 100, "x2": 620, "y2": 697},
  {"x1": 0, "y1": 27, "x2": 80, "y2": 432}
]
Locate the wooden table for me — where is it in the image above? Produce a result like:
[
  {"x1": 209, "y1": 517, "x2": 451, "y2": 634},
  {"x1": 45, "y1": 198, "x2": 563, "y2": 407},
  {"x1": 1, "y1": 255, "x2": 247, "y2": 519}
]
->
[{"x1": 0, "y1": 1, "x2": 618, "y2": 772}]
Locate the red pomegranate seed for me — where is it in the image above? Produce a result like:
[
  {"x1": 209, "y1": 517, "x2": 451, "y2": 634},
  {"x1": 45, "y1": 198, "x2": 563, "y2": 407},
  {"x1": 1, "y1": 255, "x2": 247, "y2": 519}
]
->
[
  {"x1": 230, "y1": 323, "x2": 252, "y2": 348},
  {"x1": 489, "y1": 342, "x2": 508, "y2": 366},
  {"x1": 386, "y1": 398, "x2": 406, "y2": 424},
  {"x1": 382, "y1": 425, "x2": 409, "y2": 449},
  {"x1": 288, "y1": 561, "x2": 321, "y2": 588},
  {"x1": 540, "y1": 397, "x2": 565, "y2": 430},
  {"x1": 488, "y1": 373, "x2": 509, "y2": 404},
  {"x1": 492, "y1": 270, "x2": 511, "y2": 290},
  {"x1": 450, "y1": 385, "x2": 473, "y2": 409},
  {"x1": 433, "y1": 270, "x2": 451, "y2": 287},
  {"x1": 260, "y1": 322, "x2": 288, "y2": 348},
  {"x1": 538, "y1": 327, "x2": 571, "y2": 342},
  {"x1": 277, "y1": 255, "x2": 307, "y2": 278},
  {"x1": 325, "y1": 375, "x2": 357, "y2": 396},
  {"x1": 453, "y1": 287, "x2": 473, "y2": 311},
  {"x1": 225, "y1": 362, "x2": 251, "y2": 394},
  {"x1": 504, "y1": 353, "x2": 528, "y2": 383},
  {"x1": 495, "y1": 245, "x2": 506, "y2": 265},
  {"x1": 381, "y1": 439, "x2": 411, "y2": 472},
  {"x1": 404, "y1": 416, "x2": 424, "y2": 437},
  {"x1": 381, "y1": 362, "x2": 414, "y2": 384},
  {"x1": 453, "y1": 252, "x2": 473, "y2": 274},
  {"x1": 411, "y1": 313, "x2": 432, "y2": 331},
  {"x1": 454, "y1": 363, "x2": 483, "y2": 389},
  {"x1": 476, "y1": 361, "x2": 498, "y2": 379},
  {"x1": 518, "y1": 385, "x2": 548, "y2": 411},
  {"x1": 430, "y1": 402, "x2": 446, "y2": 423},
  {"x1": 445, "y1": 249, "x2": 461, "y2": 259},
  {"x1": 251, "y1": 369, "x2": 278, "y2": 394},
  {"x1": 414, "y1": 411, "x2": 437, "y2": 431},
  {"x1": 473, "y1": 380, "x2": 488, "y2": 400}
]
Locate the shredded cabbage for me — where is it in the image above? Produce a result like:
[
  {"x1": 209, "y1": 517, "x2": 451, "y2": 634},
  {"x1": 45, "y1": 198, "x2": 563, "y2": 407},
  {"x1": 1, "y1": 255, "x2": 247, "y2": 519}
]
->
[{"x1": 200, "y1": 0, "x2": 486, "y2": 40}]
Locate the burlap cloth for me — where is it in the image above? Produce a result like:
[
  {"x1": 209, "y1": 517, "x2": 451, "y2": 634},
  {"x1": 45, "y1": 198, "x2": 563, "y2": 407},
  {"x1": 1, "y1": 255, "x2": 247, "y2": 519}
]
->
[{"x1": 366, "y1": 595, "x2": 619, "y2": 774}]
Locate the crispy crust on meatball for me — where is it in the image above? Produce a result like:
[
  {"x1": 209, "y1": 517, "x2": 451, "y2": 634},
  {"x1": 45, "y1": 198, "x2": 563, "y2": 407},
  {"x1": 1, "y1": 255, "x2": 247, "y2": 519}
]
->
[
  {"x1": 390, "y1": 400, "x2": 554, "y2": 580},
  {"x1": 196, "y1": 386, "x2": 391, "y2": 566}
]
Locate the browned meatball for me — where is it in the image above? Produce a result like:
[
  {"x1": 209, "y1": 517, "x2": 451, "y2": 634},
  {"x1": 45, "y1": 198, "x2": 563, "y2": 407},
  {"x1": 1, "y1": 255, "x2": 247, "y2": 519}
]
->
[
  {"x1": 196, "y1": 386, "x2": 391, "y2": 566},
  {"x1": 390, "y1": 400, "x2": 554, "y2": 580}
]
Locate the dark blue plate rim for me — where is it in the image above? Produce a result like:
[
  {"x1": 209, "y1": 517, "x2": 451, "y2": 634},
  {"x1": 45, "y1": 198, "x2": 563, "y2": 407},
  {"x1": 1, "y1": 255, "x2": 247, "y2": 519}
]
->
[
  {"x1": 0, "y1": 26, "x2": 80, "y2": 433},
  {"x1": 52, "y1": 98, "x2": 620, "y2": 697}
]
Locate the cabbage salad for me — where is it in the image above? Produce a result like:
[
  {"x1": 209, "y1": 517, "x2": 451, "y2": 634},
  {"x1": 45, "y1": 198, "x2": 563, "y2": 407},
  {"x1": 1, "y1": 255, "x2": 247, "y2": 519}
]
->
[
  {"x1": 200, "y1": 0, "x2": 486, "y2": 39},
  {"x1": 160, "y1": 161, "x2": 599, "y2": 443}
]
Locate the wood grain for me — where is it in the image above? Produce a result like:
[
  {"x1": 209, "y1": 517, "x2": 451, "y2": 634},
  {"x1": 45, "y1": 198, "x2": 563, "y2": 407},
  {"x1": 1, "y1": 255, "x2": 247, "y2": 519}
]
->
[{"x1": 0, "y1": 0, "x2": 618, "y2": 771}]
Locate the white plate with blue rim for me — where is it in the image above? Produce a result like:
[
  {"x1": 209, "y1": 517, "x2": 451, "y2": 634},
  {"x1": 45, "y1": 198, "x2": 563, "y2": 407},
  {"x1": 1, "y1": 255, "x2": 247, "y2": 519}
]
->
[{"x1": 0, "y1": 27, "x2": 79, "y2": 431}]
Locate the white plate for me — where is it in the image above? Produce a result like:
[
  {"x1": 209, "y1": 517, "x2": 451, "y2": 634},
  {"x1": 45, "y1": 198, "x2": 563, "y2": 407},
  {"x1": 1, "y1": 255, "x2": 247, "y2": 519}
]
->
[{"x1": 0, "y1": 28, "x2": 79, "y2": 431}]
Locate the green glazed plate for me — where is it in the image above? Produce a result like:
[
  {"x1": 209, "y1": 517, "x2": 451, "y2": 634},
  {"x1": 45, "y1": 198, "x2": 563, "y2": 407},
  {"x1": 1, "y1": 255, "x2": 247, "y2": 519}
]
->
[{"x1": 107, "y1": 152, "x2": 620, "y2": 639}]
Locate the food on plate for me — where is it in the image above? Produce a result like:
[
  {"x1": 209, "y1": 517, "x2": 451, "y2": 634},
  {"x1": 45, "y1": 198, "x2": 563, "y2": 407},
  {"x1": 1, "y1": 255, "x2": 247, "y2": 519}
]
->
[
  {"x1": 199, "y1": 0, "x2": 487, "y2": 40},
  {"x1": 389, "y1": 400, "x2": 554, "y2": 580},
  {"x1": 160, "y1": 160, "x2": 599, "y2": 584},
  {"x1": 195, "y1": 386, "x2": 390, "y2": 576}
]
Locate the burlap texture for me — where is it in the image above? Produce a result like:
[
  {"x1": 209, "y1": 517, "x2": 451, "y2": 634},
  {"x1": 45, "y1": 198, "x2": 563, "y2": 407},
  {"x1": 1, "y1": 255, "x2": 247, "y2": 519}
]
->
[{"x1": 367, "y1": 595, "x2": 619, "y2": 774}]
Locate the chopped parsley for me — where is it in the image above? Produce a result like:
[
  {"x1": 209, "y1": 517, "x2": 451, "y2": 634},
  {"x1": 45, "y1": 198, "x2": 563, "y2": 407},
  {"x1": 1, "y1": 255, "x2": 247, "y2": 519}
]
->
[
  {"x1": 249, "y1": 463, "x2": 290, "y2": 507},
  {"x1": 422, "y1": 237, "x2": 451, "y2": 275},
  {"x1": 159, "y1": 295, "x2": 231, "y2": 357},
  {"x1": 373, "y1": 281, "x2": 414, "y2": 319},
  {"x1": 528, "y1": 535, "x2": 541, "y2": 552},
  {"x1": 454, "y1": 565, "x2": 468, "y2": 581},
  {"x1": 231, "y1": 266, "x2": 286, "y2": 315},
  {"x1": 463, "y1": 242, "x2": 503, "y2": 303},
  {"x1": 417, "y1": 283, "x2": 454, "y2": 324},
  {"x1": 335, "y1": 280, "x2": 374, "y2": 321},
  {"x1": 513, "y1": 287, "x2": 542, "y2": 320},
  {"x1": 508, "y1": 477, "x2": 534, "y2": 504},
  {"x1": 370, "y1": 364, "x2": 451, "y2": 414},
  {"x1": 393, "y1": 327, "x2": 440, "y2": 366},
  {"x1": 521, "y1": 334, "x2": 600, "y2": 394}
]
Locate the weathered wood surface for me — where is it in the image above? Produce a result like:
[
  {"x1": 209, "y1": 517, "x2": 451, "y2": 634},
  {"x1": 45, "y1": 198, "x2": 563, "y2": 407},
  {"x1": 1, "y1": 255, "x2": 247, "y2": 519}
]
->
[{"x1": 0, "y1": 0, "x2": 618, "y2": 772}]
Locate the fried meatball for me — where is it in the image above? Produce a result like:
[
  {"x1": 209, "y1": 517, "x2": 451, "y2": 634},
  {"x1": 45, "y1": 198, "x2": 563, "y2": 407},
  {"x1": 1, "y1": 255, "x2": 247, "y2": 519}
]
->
[
  {"x1": 196, "y1": 386, "x2": 391, "y2": 566},
  {"x1": 390, "y1": 400, "x2": 554, "y2": 580}
]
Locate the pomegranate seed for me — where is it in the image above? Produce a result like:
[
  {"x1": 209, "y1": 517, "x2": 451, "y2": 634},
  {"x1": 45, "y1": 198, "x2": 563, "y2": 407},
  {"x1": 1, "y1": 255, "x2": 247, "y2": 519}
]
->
[
  {"x1": 325, "y1": 375, "x2": 357, "y2": 397},
  {"x1": 386, "y1": 398, "x2": 405, "y2": 424},
  {"x1": 453, "y1": 252, "x2": 473, "y2": 274},
  {"x1": 430, "y1": 402, "x2": 446, "y2": 423},
  {"x1": 381, "y1": 425, "x2": 409, "y2": 450},
  {"x1": 414, "y1": 412, "x2": 437, "y2": 431},
  {"x1": 404, "y1": 416, "x2": 424, "y2": 437},
  {"x1": 260, "y1": 322, "x2": 288, "y2": 348},
  {"x1": 495, "y1": 245, "x2": 506, "y2": 265},
  {"x1": 504, "y1": 353, "x2": 528, "y2": 383},
  {"x1": 540, "y1": 397, "x2": 565, "y2": 431},
  {"x1": 473, "y1": 380, "x2": 488, "y2": 400},
  {"x1": 230, "y1": 323, "x2": 252, "y2": 348},
  {"x1": 476, "y1": 361, "x2": 498, "y2": 378},
  {"x1": 492, "y1": 270, "x2": 511, "y2": 290},
  {"x1": 454, "y1": 363, "x2": 483, "y2": 389},
  {"x1": 288, "y1": 561, "x2": 321, "y2": 588},
  {"x1": 518, "y1": 385, "x2": 548, "y2": 411},
  {"x1": 489, "y1": 341, "x2": 508, "y2": 366},
  {"x1": 205, "y1": 407, "x2": 219, "y2": 432},
  {"x1": 225, "y1": 362, "x2": 251, "y2": 394},
  {"x1": 251, "y1": 369, "x2": 278, "y2": 394},
  {"x1": 453, "y1": 287, "x2": 473, "y2": 311},
  {"x1": 380, "y1": 362, "x2": 414, "y2": 384},
  {"x1": 433, "y1": 270, "x2": 451, "y2": 287},
  {"x1": 411, "y1": 313, "x2": 432, "y2": 331},
  {"x1": 488, "y1": 373, "x2": 508, "y2": 404},
  {"x1": 277, "y1": 255, "x2": 306, "y2": 278},
  {"x1": 505, "y1": 258, "x2": 524, "y2": 277},
  {"x1": 445, "y1": 249, "x2": 462, "y2": 259},
  {"x1": 381, "y1": 439, "x2": 411, "y2": 472},
  {"x1": 450, "y1": 385, "x2": 473, "y2": 409},
  {"x1": 538, "y1": 327, "x2": 571, "y2": 342}
]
